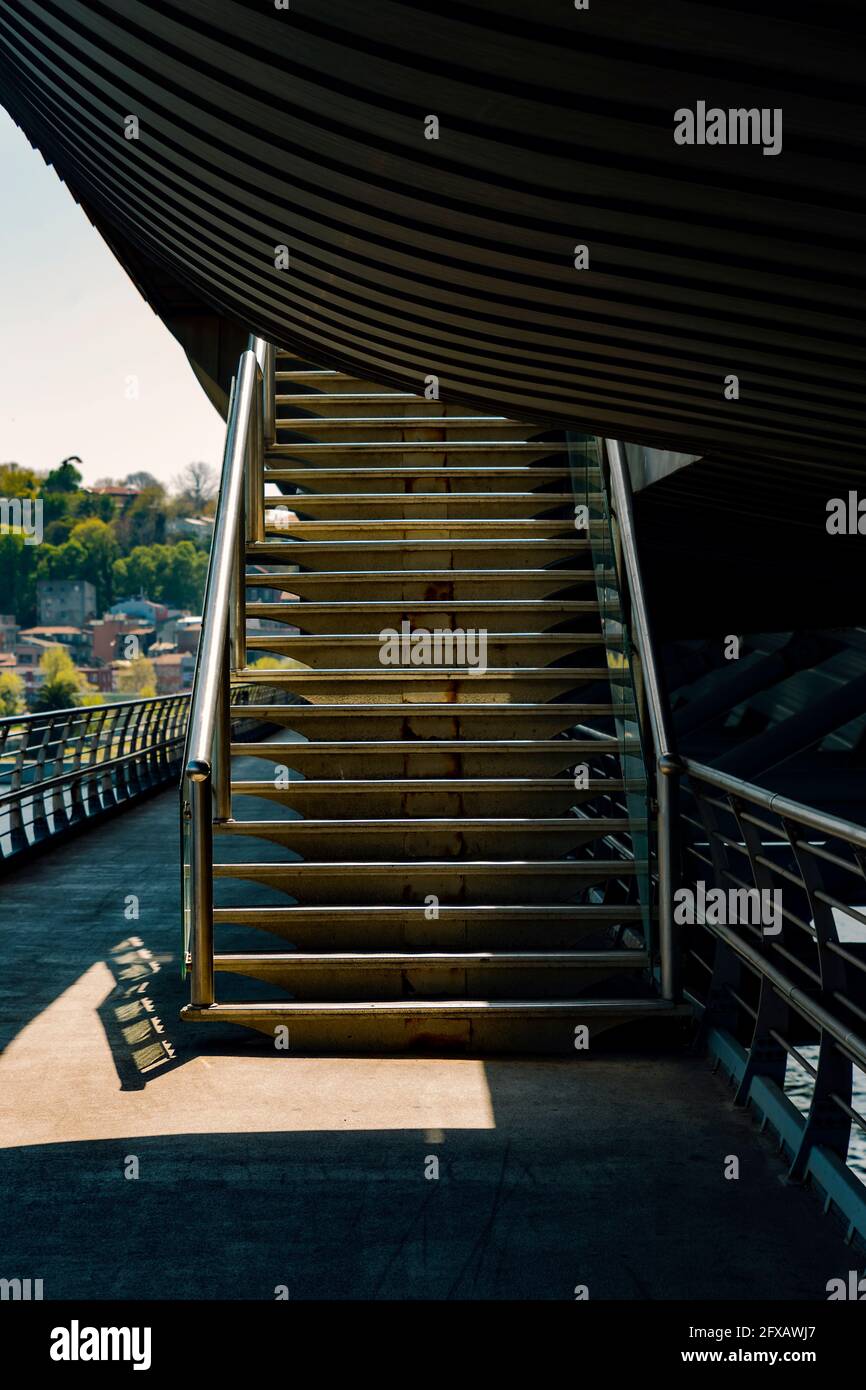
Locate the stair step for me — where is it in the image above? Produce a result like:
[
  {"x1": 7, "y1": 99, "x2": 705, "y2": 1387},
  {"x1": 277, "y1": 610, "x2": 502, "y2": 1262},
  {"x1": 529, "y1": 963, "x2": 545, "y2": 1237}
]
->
[
  {"x1": 245, "y1": 599, "x2": 599, "y2": 634},
  {"x1": 212, "y1": 949, "x2": 649, "y2": 999},
  {"x1": 244, "y1": 632, "x2": 603, "y2": 667},
  {"x1": 266, "y1": 440, "x2": 563, "y2": 456},
  {"x1": 275, "y1": 416, "x2": 530, "y2": 441},
  {"x1": 266, "y1": 494, "x2": 577, "y2": 520},
  {"x1": 229, "y1": 777, "x2": 632, "y2": 816},
  {"x1": 232, "y1": 669, "x2": 614, "y2": 701},
  {"x1": 274, "y1": 392, "x2": 488, "y2": 416},
  {"x1": 211, "y1": 901, "x2": 645, "y2": 948},
  {"x1": 215, "y1": 817, "x2": 635, "y2": 857},
  {"x1": 261, "y1": 517, "x2": 580, "y2": 540},
  {"x1": 246, "y1": 540, "x2": 586, "y2": 570},
  {"x1": 229, "y1": 703, "x2": 619, "y2": 738},
  {"x1": 213, "y1": 859, "x2": 642, "y2": 904},
  {"x1": 245, "y1": 570, "x2": 599, "y2": 599},
  {"x1": 180, "y1": 998, "x2": 684, "y2": 1053},
  {"x1": 264, "y1": 467, "x2": 572, "y2": 489},
  {"x1": 230, "y1": 738, "x2": 617, "y2": 778}
]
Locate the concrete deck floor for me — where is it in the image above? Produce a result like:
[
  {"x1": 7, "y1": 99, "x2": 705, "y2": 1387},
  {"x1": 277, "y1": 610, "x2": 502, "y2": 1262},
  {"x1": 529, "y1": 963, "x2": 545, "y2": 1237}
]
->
[{"x1": 0, "y1": 769, "x2": 855, "y2": 1301}]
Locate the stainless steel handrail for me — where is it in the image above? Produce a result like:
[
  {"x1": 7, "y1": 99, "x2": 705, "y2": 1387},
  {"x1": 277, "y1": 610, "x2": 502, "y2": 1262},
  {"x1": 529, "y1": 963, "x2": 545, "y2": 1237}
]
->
[
  {"x1": 682, "y1": 756, "x2": 866, "y2": 850},
  {"x1": 181, "y1": 337, "x2": 270, "y2": 1007},
  {"x1": 603, "y1": 438, "x2": 681, "y2": 999},
  {"x1": 184, "y1": 350, "x2": 258, "y2": 778}
]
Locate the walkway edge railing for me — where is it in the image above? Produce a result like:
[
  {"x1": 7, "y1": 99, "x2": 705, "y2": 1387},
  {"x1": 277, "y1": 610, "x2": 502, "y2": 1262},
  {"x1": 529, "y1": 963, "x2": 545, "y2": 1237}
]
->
[
  {"x1": 181, "y1": 335, "x2": 274, "y2": 1007},
  {"x1": 0, "y1": 694, "x2": 189, "y2": 867}
]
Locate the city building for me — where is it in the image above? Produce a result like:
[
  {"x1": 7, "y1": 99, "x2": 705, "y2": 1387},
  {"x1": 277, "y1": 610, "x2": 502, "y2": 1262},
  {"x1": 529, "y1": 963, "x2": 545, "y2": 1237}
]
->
[{"x1": 36, "y1": 578, "x2": 97, "y2": 628}]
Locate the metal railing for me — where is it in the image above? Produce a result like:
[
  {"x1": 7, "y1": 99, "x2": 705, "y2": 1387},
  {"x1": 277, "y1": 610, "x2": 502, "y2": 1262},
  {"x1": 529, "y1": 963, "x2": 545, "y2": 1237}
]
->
[
  {"x1": 0, "y1": 694, "x2": 189, "y2": 865},
  {"x1": 568, "y1": 437, "x2": 681, "y2": 999},
  {"x1": 181, "y1": 335, "x2": 274, "y2": 1007},
  {"x1": 681, "y1": 759, "x2": 866, "y2": 1222}
]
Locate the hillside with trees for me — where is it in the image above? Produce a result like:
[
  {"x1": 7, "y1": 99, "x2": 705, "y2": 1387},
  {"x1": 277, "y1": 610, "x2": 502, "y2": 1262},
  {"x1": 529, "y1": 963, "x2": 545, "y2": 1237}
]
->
[{"x1": 0, "y1": 458, "x2": 216, "y2": 626}]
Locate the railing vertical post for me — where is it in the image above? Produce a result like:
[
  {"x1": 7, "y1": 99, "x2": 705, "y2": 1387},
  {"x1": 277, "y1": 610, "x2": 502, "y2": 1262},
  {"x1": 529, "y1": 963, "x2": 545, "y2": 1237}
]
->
[
  {"x1": 263, "y1": 340, "x2": 276, "y2": 448},
  {"x1": 188, "y1": 774, "x2": 214, "y2": 1007},
  {"x1": 231, "y1": 451, "x2": 247, "y2": 672},
  {"x1": 246, "y1": 362, "x2": 265, "y2": 544},
  {"x1": 213, "y1": 639, "x2": 232, "y2": 821},
  {"x1": 656, "y1": 759, "x2": 682, "y2": 1001}
]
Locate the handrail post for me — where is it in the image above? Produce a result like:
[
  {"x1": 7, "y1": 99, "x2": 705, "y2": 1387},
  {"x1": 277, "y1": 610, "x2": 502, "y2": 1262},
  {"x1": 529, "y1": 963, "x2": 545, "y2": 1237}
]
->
[
  {"x1": 231, "y1": 435, "x2": 247, "y2": 672},
  {"x1": 246, "y1": 356, "x2": 265, "y2": 545},
  {"x1": 188, "y1": 773, "x2": 214, "y2": 1007},
  {"x1": 263, "y1": 340, "x2": 276, "y2": 448},
  {"x1": 213, "y1": 638, "x2": 231, "y2": 821},
  {"x1": 604, "y1": 438, "x2": 682, "y2": 1002}
]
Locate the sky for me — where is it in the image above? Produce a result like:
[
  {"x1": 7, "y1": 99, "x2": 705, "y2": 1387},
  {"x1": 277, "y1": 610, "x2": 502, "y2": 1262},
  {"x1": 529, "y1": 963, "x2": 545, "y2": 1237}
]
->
[{"x1": 0, "y1": 107, "x2": 226, "y2": 489}]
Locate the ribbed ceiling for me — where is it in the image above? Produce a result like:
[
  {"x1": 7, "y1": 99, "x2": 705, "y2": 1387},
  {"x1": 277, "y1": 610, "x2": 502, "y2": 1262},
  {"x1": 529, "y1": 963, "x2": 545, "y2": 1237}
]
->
[{"x1": 1, "y1": 1, "x2": 864, "y2": 463}]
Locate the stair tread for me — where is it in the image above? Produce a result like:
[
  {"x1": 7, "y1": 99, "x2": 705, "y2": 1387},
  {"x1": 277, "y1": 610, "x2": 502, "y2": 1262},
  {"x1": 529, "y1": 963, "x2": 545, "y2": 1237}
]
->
[
  {"x1": 183, "y1": 999, "x2": 680, "y2": 1016},
  {"x1": 216, "y1": 811, "x2": 633, "y2": 822},
  {"x1": 212, "y1": 903, "x2": 645, "y2": 918},
  {"x1": 213, "y1": 950, "x2": 648, "y2": 965}
]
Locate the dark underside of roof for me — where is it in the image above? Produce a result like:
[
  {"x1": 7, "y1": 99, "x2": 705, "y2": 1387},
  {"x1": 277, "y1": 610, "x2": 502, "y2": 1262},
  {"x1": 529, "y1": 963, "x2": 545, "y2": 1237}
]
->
[{"x1": 1, "y1": 1, "x2": 865, "y2": 635}]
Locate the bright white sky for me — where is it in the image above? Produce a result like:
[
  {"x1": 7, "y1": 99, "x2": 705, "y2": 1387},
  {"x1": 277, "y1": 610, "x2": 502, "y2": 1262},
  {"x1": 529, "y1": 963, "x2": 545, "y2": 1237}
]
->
[{"x1": 0, "y1": 107, "x2": 226, "y2": 488}]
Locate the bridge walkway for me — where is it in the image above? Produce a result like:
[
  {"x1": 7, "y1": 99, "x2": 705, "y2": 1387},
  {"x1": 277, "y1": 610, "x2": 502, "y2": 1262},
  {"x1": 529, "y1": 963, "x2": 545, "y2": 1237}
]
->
[{"x1": 0, "y1": 756, "x2": 852, "y2": 1300}]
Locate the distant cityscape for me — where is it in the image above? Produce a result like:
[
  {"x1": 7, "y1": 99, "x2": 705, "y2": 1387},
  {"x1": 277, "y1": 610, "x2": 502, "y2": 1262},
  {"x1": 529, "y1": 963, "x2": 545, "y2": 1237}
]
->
[{"x1": 0, "y1": 456, "x2": 218, "y2": 712}]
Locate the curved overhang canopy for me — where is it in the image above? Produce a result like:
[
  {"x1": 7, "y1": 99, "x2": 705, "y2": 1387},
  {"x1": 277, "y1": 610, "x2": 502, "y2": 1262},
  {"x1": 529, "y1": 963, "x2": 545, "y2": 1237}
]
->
[{"x1": 0, "y1": 0, "x2": 864, "y2": 470}]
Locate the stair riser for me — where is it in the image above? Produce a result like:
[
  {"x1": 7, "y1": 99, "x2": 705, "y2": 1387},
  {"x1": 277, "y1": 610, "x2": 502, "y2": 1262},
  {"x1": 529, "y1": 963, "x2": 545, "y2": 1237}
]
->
[
  {"x1": 211, "y1": 913, "x2": 638, "y2": 950},
  {"x1": 244, "y1": 635, "x2": 603, "y2": 667},
  {"x1": 216, "y1": 825, "x2": 630, "y2": 857},
  {"x1": 246, "y1": 573, "x2": 596, "y2": 599},
  {"x1": 273, "y1": 396, "x2": 486, "y2": 419},
  {"x1": 276, "y1": 497, "x2": 573, "y2": 520},
  {"x1": 246, "y1": 606, "x2": 598, "y2": 635},
  {"x1": 231, "y1": 750, "x2": 602, "y2": 777},
  {"x1": 266, "y1": 445, "x2": 565, "y2": 463},
  {"x1": 214, "y1": 869, "x2": 635, "y2": 904},
  {"x1": 274, "y1": 421, "x2": 530, "y2": 443},
  {"x1": 248, "y1": 543, "x2": 583, "y2": 570},
  {"x1": 230, "y1": 786, "x2": 625, "y2": 816},
  {"x1": 180, "y1": 1007, "x2": 643, "y2": 1054},
  {"x1": 232, "y1": 674, "x2": 610, "y2": 701},
  {"x1": 215, "y1": 962, "x2": 638, "y2": 999},
  {"x1": 265, "y1": 469, "x2": 571, "y2": 492},
  {"x1": 230, "y1": 711, "x2": 611, "y2": 738}
]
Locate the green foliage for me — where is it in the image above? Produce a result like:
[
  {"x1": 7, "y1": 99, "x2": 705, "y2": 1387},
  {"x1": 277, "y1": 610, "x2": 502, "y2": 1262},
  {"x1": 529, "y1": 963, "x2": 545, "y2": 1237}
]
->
[
  {"x1": 0, "y1": 671, "x2": 25, "y2": 717},
  {"x1": 31, "y1": 648, "x2": 84, "y2": 712},
  {"x1": 0, "y1": 532, "x2": 38, "y2": 626},
  {"x1": 112, "y1": 540, "x2": 208, "y2": 611},
  {"x1": 3, "y1": 461, "x2": 215, "y2": 619},
  {"x1": 44, "y1": 457, "x2": 83, "y2": 493}
]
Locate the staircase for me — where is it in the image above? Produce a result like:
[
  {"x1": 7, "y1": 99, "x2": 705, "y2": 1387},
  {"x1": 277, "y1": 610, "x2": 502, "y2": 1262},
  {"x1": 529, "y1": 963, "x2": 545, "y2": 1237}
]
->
[{"x1": 181, "y1": 345, "x2": 681, "y2": 1051}]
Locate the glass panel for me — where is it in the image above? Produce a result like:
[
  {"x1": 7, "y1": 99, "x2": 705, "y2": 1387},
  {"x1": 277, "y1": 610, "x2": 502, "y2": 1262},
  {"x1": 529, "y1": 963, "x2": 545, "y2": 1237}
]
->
[{"x1": 566, "y1": 433, "x2": 653, "y2": 958}]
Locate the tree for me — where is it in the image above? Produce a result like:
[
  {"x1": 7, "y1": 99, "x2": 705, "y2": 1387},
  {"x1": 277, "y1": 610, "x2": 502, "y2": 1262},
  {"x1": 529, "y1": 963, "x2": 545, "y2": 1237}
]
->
[
  {"x1": 114, "y1": 487, "x2": 168, "y2": 551},
  {"x1": 173, "y1": 460, "x2": 217, "y2": 511},
  {"x1": 68, "y1": 517, "x2": 119, "y2": 610},
  {"x1": 0, "y1": 532, "x2": 38, "y2": 627},
  {"x1": 124, "y1": 471, "x2": 163, "y2": 492},
  {"x1": 115, "y1": 656, "x2": 156, "y2": 697},
  {"x1": 0, "y1": 463, "x2": 39, "y2": 498},
  {"x1": 45, "y1": 456, "x2": 83, "y2": 493},
  {"x1": 32, "y1": 648, "x2": 83, "y2": 711},
  {"x1": 0, "y1": 671, "x2": 25, "y2": 717}
]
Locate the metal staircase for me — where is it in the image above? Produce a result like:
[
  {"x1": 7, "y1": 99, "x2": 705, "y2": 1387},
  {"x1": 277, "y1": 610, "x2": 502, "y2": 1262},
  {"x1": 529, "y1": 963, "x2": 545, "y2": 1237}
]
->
[{"x1": 180, "y1": 339, "x2": 682, "y2": 1051}]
